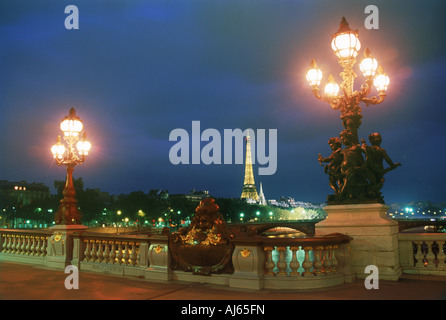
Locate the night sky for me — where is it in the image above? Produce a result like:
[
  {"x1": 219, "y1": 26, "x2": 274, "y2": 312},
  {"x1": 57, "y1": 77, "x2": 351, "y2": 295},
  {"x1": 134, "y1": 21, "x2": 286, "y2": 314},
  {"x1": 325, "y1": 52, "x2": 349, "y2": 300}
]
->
[{"x1": 1, "y1": 0, "x2": 445, "y2": 204}]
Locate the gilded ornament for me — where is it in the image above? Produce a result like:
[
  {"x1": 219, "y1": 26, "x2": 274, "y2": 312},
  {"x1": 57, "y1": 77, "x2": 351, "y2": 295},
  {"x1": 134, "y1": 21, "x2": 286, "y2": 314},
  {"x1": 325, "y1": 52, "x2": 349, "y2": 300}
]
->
[
  {"x1": 154, "y1": 245, "x2": 163, "y2": 254},
  {"x1": 240, "y1": 248, "x2": 251, "y2": 258}
]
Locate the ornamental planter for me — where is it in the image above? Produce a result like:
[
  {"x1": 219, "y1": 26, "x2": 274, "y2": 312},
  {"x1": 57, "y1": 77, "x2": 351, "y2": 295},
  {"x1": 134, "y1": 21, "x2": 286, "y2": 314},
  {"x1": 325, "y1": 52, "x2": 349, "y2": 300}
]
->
[{"x1": 169, "y1": 198, "x2": 234, "y2": 275}]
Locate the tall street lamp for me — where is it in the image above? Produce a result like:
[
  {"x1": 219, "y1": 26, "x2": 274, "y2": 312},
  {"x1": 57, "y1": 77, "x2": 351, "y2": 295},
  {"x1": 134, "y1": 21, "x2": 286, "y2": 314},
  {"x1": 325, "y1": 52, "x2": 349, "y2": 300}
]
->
[
  {"x1": 51, "y1": 107, "x2": 91, "y2": 225},
  {"x1": 306, "y1": 18, "x2": 400, "y2": 204},
  {"x1": 306, "y1": 17, "x2": 389, "y2": 144}
]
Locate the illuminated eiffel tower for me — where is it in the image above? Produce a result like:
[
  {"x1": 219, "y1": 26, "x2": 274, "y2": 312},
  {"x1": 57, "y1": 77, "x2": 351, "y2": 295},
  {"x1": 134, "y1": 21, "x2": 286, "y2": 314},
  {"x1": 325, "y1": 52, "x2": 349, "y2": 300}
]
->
[{"x1": 240, "y1": 132, "x2": 259, "y2": 201}]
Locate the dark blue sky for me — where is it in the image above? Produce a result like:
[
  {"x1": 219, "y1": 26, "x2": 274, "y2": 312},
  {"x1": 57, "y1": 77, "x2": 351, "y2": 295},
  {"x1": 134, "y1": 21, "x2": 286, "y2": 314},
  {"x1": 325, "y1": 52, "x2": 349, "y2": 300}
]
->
[{"x1": 1, "y1": 0, "x2": 445, "y2": 204}]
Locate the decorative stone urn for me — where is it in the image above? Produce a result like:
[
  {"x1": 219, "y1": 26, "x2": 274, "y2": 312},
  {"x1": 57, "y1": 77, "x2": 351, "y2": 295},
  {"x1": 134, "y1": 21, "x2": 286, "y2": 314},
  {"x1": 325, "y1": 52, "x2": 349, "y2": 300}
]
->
[{"x1": 169, "y1": 198, "x2": 234, "y2": 275}]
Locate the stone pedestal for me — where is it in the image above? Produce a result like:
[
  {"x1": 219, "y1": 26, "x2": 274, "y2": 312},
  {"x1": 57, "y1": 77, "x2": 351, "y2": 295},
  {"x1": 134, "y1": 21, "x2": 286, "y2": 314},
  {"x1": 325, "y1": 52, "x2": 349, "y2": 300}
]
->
[
  {"x1": 145, "y1": 235, "x2": 171, "y2": 281},
  {"x1": 316, "y1": 203, "x2": 402, "y2": 281},
  {"x1": 229, "y1": 245, "x2": 265, "y2": 290},
  {"x1": 46, "y1": 224, "x2": 88, "y2": 270}
]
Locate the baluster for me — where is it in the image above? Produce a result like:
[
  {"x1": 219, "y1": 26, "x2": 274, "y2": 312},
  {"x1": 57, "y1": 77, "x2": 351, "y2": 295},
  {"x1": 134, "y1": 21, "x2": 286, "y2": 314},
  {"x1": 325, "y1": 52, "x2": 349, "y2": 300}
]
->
[
  {"x1": 302, "y1": 246, "x2": 314, "y2": 275},
  {"x1": 15, "y1": 235, "x2": 20, "y2": 253},
  {"x1": 25, "y1": 236, "x2": 31, "y2": 255},
  {"x1": 97, "y1": 240, "x2": 104, "y2": 263},
  {"x1": 137, "y1": 243, "x2": 141, "y2": 266},
  {"x1": 123, "y1": 242, "x2": 130, "y2": 265},
  {"x1": 331, "y1": 245, "x2": 338, "y2": 272},
  {"x1": 30, "y1": 236, "x2": 37, "y2": 256},
  {"x1": 129, "y1": 242, "x2": 138, "y2": 266},
  {"x1": 289, "y1": 246, "x2": 300, "y2": 275},
  {"x1": 116, "y1": 242, "x2": 123, "y2": 264},
  {"x1": 264, "y1": 246, "x2": 275, "y2": 275},
  {"x1": 109, "y1": 241, "x2": 117, "y2": 264},
  {"x1": 26, "y1": 236, "x2": 32, "y2": 255},
  {"x1": 313, "y1": 246, "x2": 324, "y2": 275},
  {"x1": 15, "y1": 235, "x2": 21, "y2": 253},
  {"x1": 425, "y1": 241, "x2": 436, "y2": 268},
  {"x1": 13, "y1": 235, "x2": 18, "y2": 254},
  {"x1": 14, "y1": 235, "x2": 21, "y2": 254},
  {"x1": 36, "y1": 237, "x2": 42, "y2": 256},
  {"x1": 3, "y1": 235, "x2": 10, "y2": 253},
  {"x1": 276, "y1": 246, "x2": 288, "y2": 275},
  {"x1": 40, "y1": 237, "x2": 47, "y2": 256},
  {"x1": 0, "y1": 234, "x2": 5, "y2": 253},
  {"x1": 8, "y1": 235, "x2": 14, "y2": 253},
  {"x1": 10, "y1": 235, "x2": 16, "y2": 253},
  {"x1": 83, "y1": 240, "x2": 91, "y2": 262},
  {"x1": 90, "y1": 240, "x2": 98, "y2": 262},
  {"x1": 103, "y1": 241, "x2": 110, "y2": 263},
  {"x1": 323, "y1": 245, "x2": 333, "y2": 273},
  {"x1": 9, "y1": 235, "x2": 15, "y2": 253},
  {"x1": 414, "y1": 241, "x2": 425, "y2": 268},
  {"x1": 20, "y1": 236, "x2": 26, "y2": 254},
  {"x1": 437, "y1": 241, "x2": 446, "y2": 268}
]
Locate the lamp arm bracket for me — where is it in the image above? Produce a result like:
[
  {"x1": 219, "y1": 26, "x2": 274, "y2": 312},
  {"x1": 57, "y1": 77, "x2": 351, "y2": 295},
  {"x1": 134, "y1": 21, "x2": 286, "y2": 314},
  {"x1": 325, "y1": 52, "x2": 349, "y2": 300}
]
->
[
  {"x1": 327, "y1": 97, "x2": 342, "y2": 110},
  {"x1": 362, "y1": 92, "x2": 386, "y2": 106},
  {"x1": 311, "y1": 87, "x2": 322, "y2": 100}
]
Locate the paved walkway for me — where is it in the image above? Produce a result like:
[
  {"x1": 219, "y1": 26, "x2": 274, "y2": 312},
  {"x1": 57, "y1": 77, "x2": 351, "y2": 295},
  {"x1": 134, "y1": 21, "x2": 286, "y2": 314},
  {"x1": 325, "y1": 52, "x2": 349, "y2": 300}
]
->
[{"x1": 1, "y1": 261, "x2": 445, "y2": 300}]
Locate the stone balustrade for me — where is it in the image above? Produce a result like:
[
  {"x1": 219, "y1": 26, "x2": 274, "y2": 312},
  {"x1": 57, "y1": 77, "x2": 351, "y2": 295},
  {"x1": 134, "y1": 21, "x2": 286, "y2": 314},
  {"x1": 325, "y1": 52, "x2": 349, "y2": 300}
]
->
[
  {"x1": 229, "y1": 232, "x2": 353, "y2": 289},
  {"x1": 71, "y1": 233, "x2": 150, "y2": 277},
  {"x1": 399, "y1": 233, "x2": 446, "y2": 276},
  {"x1": 0, "y1": 230, "x2": 52, "y2": 265},
  {"x1": 263, "y1": 243, "x2": 338, "y2": 276},
  {"x1": 82, "y1": 238, "x2": 140, "y2": 265},
  {"x1": 1, "y1": 226, "x2": 445, "y2": 290}
]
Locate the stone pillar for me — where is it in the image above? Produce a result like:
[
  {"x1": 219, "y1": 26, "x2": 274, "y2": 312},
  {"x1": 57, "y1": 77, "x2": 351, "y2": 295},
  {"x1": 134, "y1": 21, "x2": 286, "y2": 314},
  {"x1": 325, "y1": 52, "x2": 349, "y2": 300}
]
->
[
  {"x1": 144, "y1": 235, "x2": 171, "y2": 281},
  {"x1": 316, "y1": 203, "x2": 402, "y2": 281},
  {"x1": 46, "y1": 224, "x2": 88, "y2": 270},
  {"x1": 229, "y1": 243, "x2": 265, "y2": 290}
]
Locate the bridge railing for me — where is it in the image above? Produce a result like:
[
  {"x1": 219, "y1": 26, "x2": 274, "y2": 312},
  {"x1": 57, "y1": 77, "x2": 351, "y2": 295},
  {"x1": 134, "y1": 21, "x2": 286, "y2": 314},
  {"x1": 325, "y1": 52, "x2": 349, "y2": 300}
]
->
[
  {"x1": 0, "y1": 229, "x2": 52, "y2": 266},
  {"x1": 2, "y1": 225, "x2": 445, "y2": 290},
  {"x1": 229, "y1": 232, "x2": 354, "y2": 289},
  {"x1": 71, "y1": 232, "x2": 151, "y2": 276},
  {"x1": 1, "y1": 227, "x2": 354, "y2": 290},
  {"x1": 399, "y1": 232, "x2": 446, "y2": 276}
]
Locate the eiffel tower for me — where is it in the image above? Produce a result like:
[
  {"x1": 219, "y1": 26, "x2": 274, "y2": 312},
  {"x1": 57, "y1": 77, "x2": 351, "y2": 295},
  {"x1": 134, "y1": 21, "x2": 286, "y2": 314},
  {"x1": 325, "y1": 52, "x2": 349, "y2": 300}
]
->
[{"x1": 240, "y1": 132, "x2": 259, "y2": 201}]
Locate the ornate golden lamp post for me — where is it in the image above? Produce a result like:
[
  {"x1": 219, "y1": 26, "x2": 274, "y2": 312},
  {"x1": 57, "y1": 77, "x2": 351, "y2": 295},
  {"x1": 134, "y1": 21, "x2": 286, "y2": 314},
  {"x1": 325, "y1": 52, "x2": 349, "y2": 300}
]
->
[
  {"x1": 51, "y1": 107, "x2": 91, "y2": 225},
  {"x1": 306, "y1": 17, "x2": 399, "y2": 204},
  {"x1": 306, "y1": 17, "x2": 389, "y2": 144}
]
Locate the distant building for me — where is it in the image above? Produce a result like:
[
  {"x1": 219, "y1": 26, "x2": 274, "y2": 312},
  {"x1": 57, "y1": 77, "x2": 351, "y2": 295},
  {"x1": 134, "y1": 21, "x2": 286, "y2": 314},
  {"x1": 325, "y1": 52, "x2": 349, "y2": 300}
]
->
[
  {"x1": 267, "y1": 195, "x2": 323, "y2": 210},
  {"x1": 258, "y1": 182, "x2": 267, "y2": 206},
  {"x1": 0, "y1": 180, "x2": 50, "y2": 205},
  {"x1": 170, "y1": 189, "x2": 210, "y2": 202},
  {"x1": 148, "y1": 189, "x2": 169, "y2": 200}
]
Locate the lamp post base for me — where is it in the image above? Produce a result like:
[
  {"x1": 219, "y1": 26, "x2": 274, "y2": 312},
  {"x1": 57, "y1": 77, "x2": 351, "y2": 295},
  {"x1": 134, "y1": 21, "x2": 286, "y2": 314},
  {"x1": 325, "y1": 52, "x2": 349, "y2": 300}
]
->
[
  {"x1": 54, "y1": 165, "x2": 82, "y2": 225},
  {"x1": 316, "y1": 203, "x2": 402, "y2": 281},
  {"x1": 46, "y1": 224, "x2": 88, "y2": 270}
]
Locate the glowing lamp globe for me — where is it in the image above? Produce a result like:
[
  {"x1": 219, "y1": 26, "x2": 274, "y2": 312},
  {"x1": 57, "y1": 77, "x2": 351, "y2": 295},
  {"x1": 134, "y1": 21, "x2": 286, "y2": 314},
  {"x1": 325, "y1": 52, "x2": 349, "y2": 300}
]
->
[
  {"x1": 324, "y1": 74, "x2": 340, "y2": 96},
  {"x1": 331, "y1": 17, "x2": 361, "y2": 59},
  {"x1": 306, "y1": 59, "x2": 323, "y2": 87},
  {"x1": 359, "y1": 48, "x2": 379, "y2": 77},
  {"x1": 60, "y1": 108, "x2": 83, "y2": 137},
  {"x1": 76, "y1": 133, "x2": 92, "y2": 156},
  {"x1": 374, "y1": 66, "x2": 390, "y2": 91},
  {"x1": 51, "y1": 136, "x2": 65, "y2": 159}
]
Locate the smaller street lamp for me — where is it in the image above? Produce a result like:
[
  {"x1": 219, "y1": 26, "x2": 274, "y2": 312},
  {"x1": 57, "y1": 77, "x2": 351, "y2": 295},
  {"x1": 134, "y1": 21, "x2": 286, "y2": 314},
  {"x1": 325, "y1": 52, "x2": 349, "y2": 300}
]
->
[{"x1": 51, "y1": 108, "x2": 91, "y2": 225}]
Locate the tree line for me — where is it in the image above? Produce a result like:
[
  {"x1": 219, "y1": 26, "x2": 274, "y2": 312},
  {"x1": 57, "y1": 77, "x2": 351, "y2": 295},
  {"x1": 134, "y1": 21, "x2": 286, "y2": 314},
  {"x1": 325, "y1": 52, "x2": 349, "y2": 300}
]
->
[{"x1": 0, "y1": 177, "x2": 325, "y2": 228}]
